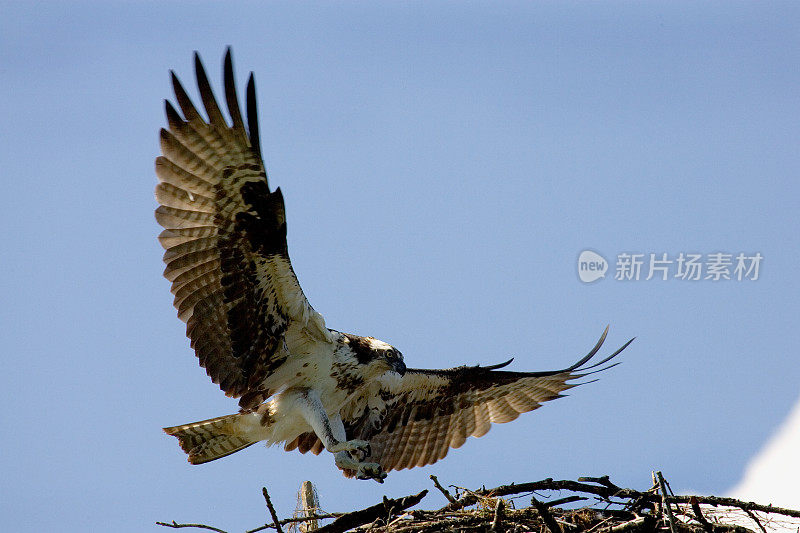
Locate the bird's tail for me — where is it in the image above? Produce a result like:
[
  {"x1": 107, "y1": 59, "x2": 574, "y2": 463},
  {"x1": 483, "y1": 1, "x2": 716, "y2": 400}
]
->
[{"x1": 163, "y1": 413, "x2": 257, "y2": 464}]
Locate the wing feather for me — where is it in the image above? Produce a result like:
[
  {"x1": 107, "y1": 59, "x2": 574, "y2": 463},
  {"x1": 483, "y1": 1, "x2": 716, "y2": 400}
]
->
[
  {"x1": 162, "y1": 236, "x2": 219, "y2": 262},
  {"x1": 159, "y1": 129, "x2": 220, "y2": 178},
  {"x1": 409, "y1": 414, "x2": 437, "y2": 468},
  {"x1": 340, "y1": 329, "x2": 632, "y2": 473},
  {"x1": 155, "y1": 182, "x2": 216, "y2": 211},
  {"x1": 420, "y1": 414, "x2": 452, "y2": 467},
  {"x1": 170, "y1": 70, "x2": 204, "y2": 123},
  {"x1": 487, "y1": 397, "x2": 519, "y2": 424},
  {"x1": 413, "y1": 412, "x2": 438, "y2": 467},
  {"x1": 156, "y1": 49, "x2": 329, "y2": 406},
  {"x1": 155, "y1": 205, "x2": 216, "y2": 230},
  {"x1": 164, "y1": 248, "x2": 218, "y2": 278},
  {"x1": 432, "y1": 422, "x2": 452, "y2": 463},
  {"x1": 394, "y1": 420, "x2": 421, "y2": 470},
  {"x1": 158, "y1": 227, "x2": 218, "y2": 250},
  {"x1": 193, "y1": 53, "x2": 231, "y2": 138},
  {"x1": 450, "y1": 406, "x2": 470, "y2": 449},
  {"x1": 156, "y1": 157, "x2": 216, "y2": 197},
  {"x1": 222, "y1": 51, "x2": 249, "y2": 147},
  {"x1": 172, "y1": 272, "x2": 220, "y2": 314},
  {"x1": 472, "y1": 402, "x2": 491, "y2": 438},
  {"x1": 382, "y1": 414, "x2": 412, "y2": 471}
]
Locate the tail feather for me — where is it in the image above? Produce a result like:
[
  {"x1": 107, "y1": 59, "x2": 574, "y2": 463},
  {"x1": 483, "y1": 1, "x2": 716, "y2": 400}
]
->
[{"x1": 164, "y1": 413, "x2": 257, "y2": 464}]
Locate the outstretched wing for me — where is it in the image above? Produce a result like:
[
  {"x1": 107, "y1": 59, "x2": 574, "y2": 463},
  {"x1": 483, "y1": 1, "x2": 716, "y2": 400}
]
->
[
  {"x1": 155, "y1": 49, "x2": 330, "y2": 408},
  {"x1": 363, "y1": 328, "x2": 632, "y2": 472},
  {"x1": 287, "y1": 328, "x2": 632, "y2": 471}
]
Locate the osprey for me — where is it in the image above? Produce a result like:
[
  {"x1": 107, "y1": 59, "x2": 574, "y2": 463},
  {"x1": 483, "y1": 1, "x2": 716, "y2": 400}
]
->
[{"x1": 157, "y1": 49, "x2": 633, "y2": 482}]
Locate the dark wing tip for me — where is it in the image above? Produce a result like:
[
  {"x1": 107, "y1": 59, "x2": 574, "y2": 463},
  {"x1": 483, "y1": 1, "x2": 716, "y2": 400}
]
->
[
  {"x1": 529, "y1": 326, "x2": 632, "y2": 378},
  {"x1": 483, "y1": 358, "x2": 514, "y2": 370},
  {"x1": 170, "y1": 69, "x2": 202, "y2": 123},
  {"x1": 192, "y1": 51, "x2": 204, "y2": 83},
  {"x1": 559, "y1": 325, "x2": 609, "y2": 373},
  {"x1": 164, "y1": 100, "x2": 183, "y2": 128},
  {"x1": 169, "y1": 70, "x2": 183, "y2": 102},
  {"x1": 193, "y1": 50, "x2": 226, "y2": 127},
  {"x1": 586, "y1": 336, "x2": 634, "y2": 369},
  {"x1": 223, "y1": 47, "x2": 245, "y2": 134},
  {"x1": 246, "y1": 72, "x2": 262, "y2": 159}
]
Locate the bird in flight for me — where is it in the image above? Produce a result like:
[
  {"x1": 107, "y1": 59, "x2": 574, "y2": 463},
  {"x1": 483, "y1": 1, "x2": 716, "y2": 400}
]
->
[{"x1": 157, "y1": 49, "x2": 633, "y2": 482}]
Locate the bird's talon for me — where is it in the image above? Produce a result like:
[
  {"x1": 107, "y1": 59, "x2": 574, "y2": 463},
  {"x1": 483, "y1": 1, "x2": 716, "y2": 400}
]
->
[
  {"x1": 342, "y1": 439, "x2": 371, "y2": 461},
  {"x1": 355, "y1": 462, "x2": 385, "y2": 482}
]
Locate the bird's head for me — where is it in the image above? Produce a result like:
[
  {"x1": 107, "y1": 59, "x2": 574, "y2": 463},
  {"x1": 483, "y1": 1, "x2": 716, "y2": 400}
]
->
[{"x1": 343, "y1": 334, "x2": 406, "y2": 378}]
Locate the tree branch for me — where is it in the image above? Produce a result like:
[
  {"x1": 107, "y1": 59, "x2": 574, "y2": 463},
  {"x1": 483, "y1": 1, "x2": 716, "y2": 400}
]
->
[
  {"x1": 313, "y1": 489, "x2": 428, "y2": 533},
  {"x1": 155, "y1": 520, "x2": 228, "y2": 533},
  {"x1": 530, "y1": 494, "x2": 562, "y2": 533},
  {"x1": 429, "y1": 475, "x2": 456, "y2": 504},
  {"x1": 261, "y1": 487, "x2": 283, "y2": 533}
]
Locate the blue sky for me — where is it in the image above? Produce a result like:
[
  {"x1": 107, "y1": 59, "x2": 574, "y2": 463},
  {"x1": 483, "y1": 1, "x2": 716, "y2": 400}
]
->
[{"x1": 2, "y1": 2, "x2": 798, "y2": 531}]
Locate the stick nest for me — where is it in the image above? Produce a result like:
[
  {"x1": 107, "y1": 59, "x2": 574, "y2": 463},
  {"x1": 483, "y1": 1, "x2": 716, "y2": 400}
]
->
[{"x1": 157, "y1": 472, "x2": 800, "y2": 533}]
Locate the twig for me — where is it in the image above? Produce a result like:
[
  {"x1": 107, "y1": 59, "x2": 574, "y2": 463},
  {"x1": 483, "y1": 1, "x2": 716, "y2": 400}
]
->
[
  {"x1": 262, "y1": 488, "x2": 284, "y2": 533},
  {"x1": 490, "y1": 498, "x2": 504, "y2": 532},
  {"x1": 543, "y1": 495, "x2": 587, "y2": 508},
  {"x1": 282, "y1": 513, "x2": 342, "y2": 526},
  {"x1": 530, "y1": 494, "x2": 562, "y2": 533},
  {"x1": 430, "y1": 475, "x2": 456, "y2": 504},
  {"x1": 609, "y1": 516, "x2": 648, "y2": 532},
  {"x1": 583, "y1": 516, "x2": 615, "y2": 533},
  {"x1": 577, "y1": 475, "x2": 622, "y2": 492},
  {"x1": 690, "y1": 495, "x2": 713, "y2": 532},
  {"x1": 651, "y1": 471, "x2": 662, "y2": 517},
  {"x1": 655, "y1": 471, "x2": 676, "y2": 533},
  {"x1": 156, "y1": 521, "x2": 228, "y2": 533},
  {"x1": 244, "y1": 513, "x2": 343, "y2": 533},
  {"x1": 244, "y1": 524, "x2": 274, "y2": 533},
  {"x1": 382, "y1": 511, "x2": 413, "y2": 531},
  {"x1": 680, "y1": 496, "x2": 800, "y2": 519},
  {"x1": 743, "y1": 509, "x2": 768, "y2": 533},
  {"x1": 448, "y1": 484, "x2": 484, "y2": 503},
  {"x1": 313, "y1": 489, "x2": 428, "y2": 533}
]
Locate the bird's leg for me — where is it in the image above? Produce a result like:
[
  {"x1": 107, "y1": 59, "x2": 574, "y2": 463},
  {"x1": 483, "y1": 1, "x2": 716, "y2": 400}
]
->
[
  {"x1": 293, "y1": 389, "x2": 386, "y2": 482},
  {"x1": 329, "y1": 414, "x2": 387, "y2": 482},
  {"x1": 327, "y1": 412, "x2": 371, "y2": 461},
  {"x1": 293, "y1": 389, "x2": 370, "y2": 460}
]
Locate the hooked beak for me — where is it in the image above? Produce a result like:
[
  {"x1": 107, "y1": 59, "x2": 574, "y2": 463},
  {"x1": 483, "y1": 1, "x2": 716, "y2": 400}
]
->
[{"x1": 393, "y1": 360, "x2": 407, "y2": 376}]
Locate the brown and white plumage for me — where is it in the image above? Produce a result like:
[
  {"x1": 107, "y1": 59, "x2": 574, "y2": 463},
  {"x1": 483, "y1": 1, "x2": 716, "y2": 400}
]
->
[
  {"x1": 156, "y1": 49, "x2": 330, "y2": 410},
  {"x1": 158, "y1": 49, "x2": 633, "y2": 482},
  {"x1": 285, "y1": 328, "x2": 630, "y2": 476}
]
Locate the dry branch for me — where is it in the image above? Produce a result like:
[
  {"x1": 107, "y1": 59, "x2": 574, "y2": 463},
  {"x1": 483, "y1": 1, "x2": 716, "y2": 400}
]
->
[
  {"x1": 429, "y1": 475, "x2": 456, "y2": 504},
  {"x1": 313, "y1": 490, "x2": 428, "y2": 533},
  {"x1": 262, "y1": 488, "x2": 284, "y2": 533},
  {"x1": 530, "y1": 494, "x2": 562, "y2": 533},
  {"x1": 155, "y1": 520, "x2": 228, "y2": 533},
  {"x1": 656, "y1": 471, "x2": 677, "y2": 533}
]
